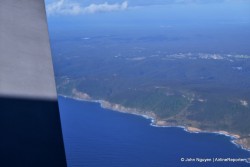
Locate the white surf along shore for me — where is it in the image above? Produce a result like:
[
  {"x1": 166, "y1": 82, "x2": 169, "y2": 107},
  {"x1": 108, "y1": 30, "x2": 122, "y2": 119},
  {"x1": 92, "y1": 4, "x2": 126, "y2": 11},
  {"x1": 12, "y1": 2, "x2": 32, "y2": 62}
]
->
[{"x1": 59, "y1": 89, "x2": 250, "y2": 152}]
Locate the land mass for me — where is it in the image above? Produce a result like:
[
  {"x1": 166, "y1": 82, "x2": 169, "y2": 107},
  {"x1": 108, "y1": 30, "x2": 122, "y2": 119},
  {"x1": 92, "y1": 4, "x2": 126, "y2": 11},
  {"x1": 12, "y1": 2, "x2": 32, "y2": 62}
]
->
[
  {"x1": 50, "y1": 32, "x2": 250, "y2": 151},
  {"x1": 60, "y1": 87, "x2": 250, "y2": 151}
]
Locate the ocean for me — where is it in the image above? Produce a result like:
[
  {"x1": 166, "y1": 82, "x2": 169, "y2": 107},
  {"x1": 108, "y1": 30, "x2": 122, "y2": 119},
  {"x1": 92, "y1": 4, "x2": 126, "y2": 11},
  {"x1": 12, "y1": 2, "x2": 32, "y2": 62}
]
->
[{"x1": 58, "y1": 96, "x2": 250, "y2": 167}]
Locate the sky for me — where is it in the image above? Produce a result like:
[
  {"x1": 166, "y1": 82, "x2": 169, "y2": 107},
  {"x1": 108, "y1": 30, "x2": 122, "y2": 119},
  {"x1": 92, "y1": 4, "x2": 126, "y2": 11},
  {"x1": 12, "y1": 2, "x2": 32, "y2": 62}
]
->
[
  {"x1": 45, "y1": 0, "x2": 250, "y2": 53},
  {"x1": 45, "y1": 0, "x2": 250, "y2": 17},
  {"x1": 45, "y1": 0, "x2": 250, "y2": 26}
]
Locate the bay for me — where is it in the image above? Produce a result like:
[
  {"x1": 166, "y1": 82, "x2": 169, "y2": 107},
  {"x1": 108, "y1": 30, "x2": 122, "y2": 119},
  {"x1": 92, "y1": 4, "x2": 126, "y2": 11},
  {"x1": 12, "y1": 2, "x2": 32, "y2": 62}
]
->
[{"x1": 58, "y1": 96, "x2": 250, "y2": 167}]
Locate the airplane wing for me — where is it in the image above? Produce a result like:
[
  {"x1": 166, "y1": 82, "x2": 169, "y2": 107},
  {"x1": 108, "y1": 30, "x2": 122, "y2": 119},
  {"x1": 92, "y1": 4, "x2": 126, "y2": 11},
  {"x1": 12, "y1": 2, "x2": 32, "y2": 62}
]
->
[{"x1": 0, "y1": 0, "x2": 67, "y2": 166}]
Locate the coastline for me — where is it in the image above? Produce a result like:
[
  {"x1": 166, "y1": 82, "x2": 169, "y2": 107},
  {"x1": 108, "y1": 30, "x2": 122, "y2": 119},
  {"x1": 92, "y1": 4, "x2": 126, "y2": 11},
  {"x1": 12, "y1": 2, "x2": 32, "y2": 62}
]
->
[{"x1": 58, "y1": 93, "x2": 250, "y2": 152}]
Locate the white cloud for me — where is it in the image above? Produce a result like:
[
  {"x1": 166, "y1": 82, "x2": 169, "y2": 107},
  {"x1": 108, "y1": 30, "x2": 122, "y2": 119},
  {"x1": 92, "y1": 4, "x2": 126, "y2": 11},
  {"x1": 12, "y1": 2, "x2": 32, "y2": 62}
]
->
[{"x1": 46, "y1": 0, "x2": 128, "y2": 15}]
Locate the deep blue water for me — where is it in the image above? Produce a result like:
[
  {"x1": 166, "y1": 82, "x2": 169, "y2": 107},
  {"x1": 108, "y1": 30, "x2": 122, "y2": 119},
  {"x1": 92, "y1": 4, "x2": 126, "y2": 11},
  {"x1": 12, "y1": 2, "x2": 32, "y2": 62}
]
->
[{"x1": 58, "y1": 96, "x2": 250, "y2": 167}]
